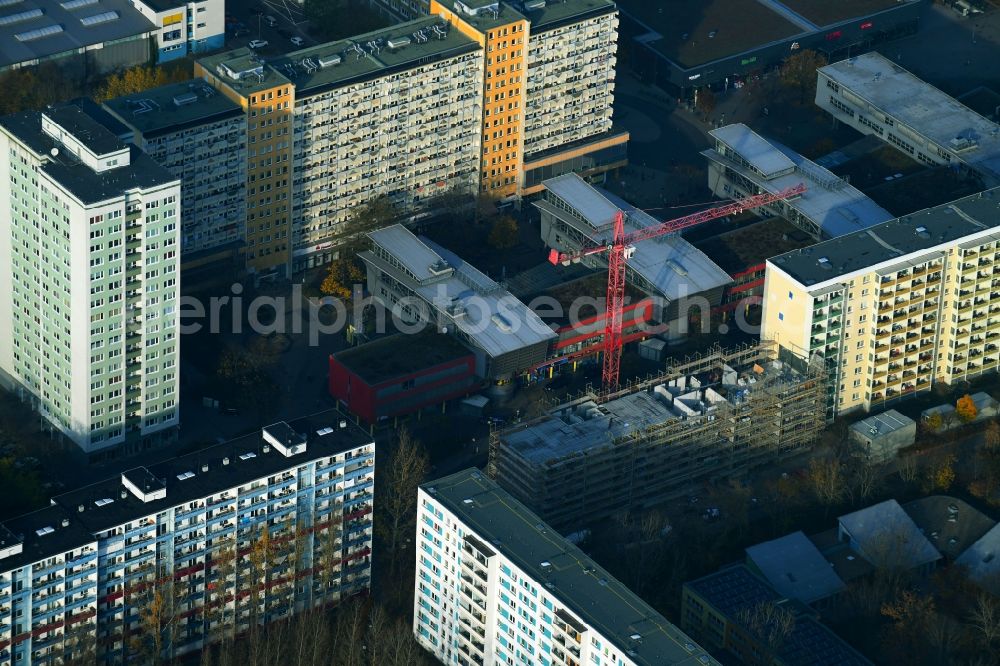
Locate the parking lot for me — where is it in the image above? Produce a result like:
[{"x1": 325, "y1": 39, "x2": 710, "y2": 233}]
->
[{"x1": 223, "y1": 0, "x2": 317, "y2": 56}]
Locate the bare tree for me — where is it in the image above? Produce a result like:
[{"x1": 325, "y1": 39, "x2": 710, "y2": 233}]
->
[
  {"x1": 736, "y1": 601, "x2": 796, "y2": 660},
  {"x1": 898, "y1": 454, "x2": 919, "y2": 483},
  {"x1": 377, "y1": 427, "x2": 429, "y2": 575},
  {"x1": 808, "y1": 457, "x2": 845, "y2": 513},
  {"x1": 969, "y1": 593, "x2": 1000, "y2": 657}
]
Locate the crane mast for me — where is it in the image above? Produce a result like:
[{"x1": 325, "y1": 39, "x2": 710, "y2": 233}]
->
[{"x1": 547, "y1": 184, "x2": 807, "y2": 390}]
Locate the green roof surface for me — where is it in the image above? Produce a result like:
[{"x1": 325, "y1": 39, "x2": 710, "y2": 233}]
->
[{"x1": 425, "y1": 469, "x2": 720, "y2": 666}]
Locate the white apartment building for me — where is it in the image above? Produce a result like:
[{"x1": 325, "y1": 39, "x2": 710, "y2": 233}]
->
[
  {"x1": 817, "y1": 52, "x2": 1000, "y2": 184},
  {"x1": 523, "y1": 6, "x2": 618, "y2": 158},
  {"x1": 763, "y1": 188, "x2": 1000, "y2": 417},
  {"x1": 103, "y1": 79, "x2": 248, "y2": 260},
  {"x1": 279, "y1": 18, "x2": 485, "y2": 269},
  {"x1": 0, "y1": 106, "x2": 181, "y2": 456},
  {"x1": 415, "y1": 468, "x2": 719, "y2": 666},
  {"x1": 0, "y1": 417, "x2": 375, "y2": 664}
]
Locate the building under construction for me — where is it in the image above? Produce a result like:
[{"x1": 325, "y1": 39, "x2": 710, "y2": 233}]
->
[{"x1": 489, "y1": 341, "x2": 827, "y2": 530}]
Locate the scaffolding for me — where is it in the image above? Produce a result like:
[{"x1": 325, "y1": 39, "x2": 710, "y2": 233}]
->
[{"x1": 489, "y1": 340, "x2": 827, "y2": 530}]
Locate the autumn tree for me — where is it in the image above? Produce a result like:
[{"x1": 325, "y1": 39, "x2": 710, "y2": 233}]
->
[
  {"x1": 922, "y1": 411, "x2": 944, "y2": 433},
  {"x1": 923, "y1": 453, "x2": 956, "y2": 492},
  {"x1": 958, "y1": 394, "x2": 979, "y2": 423},
  {"x1": 321, "y1": 257, "x2": 366, "y2": 300},
  {"x1": 94, "y1": 62, "x2": 191, "y2": 102},
  {"x1": 780, "y1": 49, "x2": 828, "y2": 104},
  {"x1": 881, "y1": 591, "x2": 937, "y2": 665},
  {"x1": 488, "y1": 216, "x2": 519, "y2": 250},
  {"x1": 376, "y1": 427, "x2": 429, "y2": 575},
  {"x1": 0, "y1": 64, "x2": 80, "y2": 115},
  {"x1": 696, "y1": 88, "x2": 716, "y2": 117}
]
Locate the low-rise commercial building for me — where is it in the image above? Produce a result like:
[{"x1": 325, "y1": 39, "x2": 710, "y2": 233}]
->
[
  {"x1": 128, "y1": 0, "x2": 224, "y2": 61},
  {"x1": 619, "y1": 0, "x2": 925, "y2": 96},
  {"x1": 360, "y1": 224, "x2": 557, "y2": 382},
  {"x1": 848, "y1": 409, "x2": 915, "y2": 462},
  {"x1": 762, "y1": 188, "x2": 1000, "y2": 418},
  {"x1": 491, "y1": 342, "x2": 826, "y2": 529},
  {"x1": 537, "y1": 173, "x2": 733, "y2": 341},
  {"x1": 703, "y1": 124, "x2": 893, "y2": 240},
  {"x1": 103, "y1": 79, "x2": 247, "y2": 270},
  {"x1": 817, "y1": 52, "x2": 1000, "y2": 184},
  {"x1": 0, "y1": 416, "x2": 375, "y2": 664},
  {"x1": 682, "y1": 564, "x2": 872, "y2": 666},
  {"x1": 414, "y1": 468, "x2": 719, "y2": 666},
  {"x1": 328, "y1": 330, "x2": 478, "y2": 423}
]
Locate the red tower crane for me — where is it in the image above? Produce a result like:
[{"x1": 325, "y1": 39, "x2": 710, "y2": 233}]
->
[{"x1": 547, "y1": 183, "x2": 807, "y2": 390}]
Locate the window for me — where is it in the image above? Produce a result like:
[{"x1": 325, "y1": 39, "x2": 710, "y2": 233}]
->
[{"x1": 778, "y1": 312, "x2": 784, "y2": 321}]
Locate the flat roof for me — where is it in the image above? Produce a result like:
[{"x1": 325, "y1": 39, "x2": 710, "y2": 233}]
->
[
  {"x1": 44, "y1": 104, "x2": 125, "y2": 155},
  {"x1": 769, "y1": 188, "x2": 1000, "y2": 288},
  {"x1": 364, "y1": 225, "x2": 556, "y2": 359},
  {"x1": 521, "y1": 0, "x2": 616, "y2": 31},
  {"x1": 820, "y1": 53, "x2": 1000, "y2": 180},
  {"x1": 781, "y1": 0, "x2": 904, "y2": 27},
  {"x1": 269, "y1": 17, "x2": 480, "y2": 97},
  {"x1": 618, "y1": 0, "x2": 803, "y2": 69},
  {"x1": 103, "y1": 78, "x2": 245, "y2": 138},
  {"x1": 746, "y1": 531, "x2": 846, "y2": 604},
  {"x1": 503, "y1": 358, "x2": 805, "y2": 466},
  {"x1": 0, "y1": 0, "x2": 156, "y2": 69},
  {"x1": 849, "y1": 409, "x2": 914, "y2": 437},
  {"x1": 706, "y1": 124, "x2": 894, "y2": 238},
  {"x1": 687, "y1": 565, "x2": 872, "y2": 666},
  {"x1": 838, "y1": 499, "x2": 941, "y2": 569},
  {"x1": 690, "y1": 217, "x2": 813, "y2": 275},
  {"x1": 539, "y1": 174, "x2": 733, "y2": 300},
  {"x1": 332, "y1": 330, "x2": 473, "y2": 385},
  {"x1": 0, "y1": 505, "x2": 97, "y2": 572},
  {"x1": 434, "y1": 0, "x2": 526, "y2": 31},
  {"x1": 425, "y1": 469, "x2": 718, "y2": 666},
  {"x1": 198, "y1": 47, "x2": 292, "y2": 96},
  {"x1": 50, "y1": 410, "x2": 372, "y2": 535},
  {"x1": 903, "y1": 495, "x2": 995, "y2": 561},
  {"x1": 0, "y1": 110, "x2": 178, "y2": 205}
]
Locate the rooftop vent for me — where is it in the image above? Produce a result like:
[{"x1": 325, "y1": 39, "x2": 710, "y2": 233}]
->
[
  {"x1": 61, "y1": 518, "x2": 69, "y2": 527},
  {"x1": 173, "y1": 92, "x2": 198, "y2": 107},
  {"x1": 201, "y1": 463, "x2": 209, "y2": 473},
  {"x1": 222, "y1": 457, "x2": 230, "y2": 465},
  {"x1": 318, "y1": 54, "x2": 341, "y2": 68},
  {"x1": 915, "y1": 225, "x2": 930, "y2": 239},
  {"x1": 387, "y1": 35, "x2": 411, "y2": 49}
]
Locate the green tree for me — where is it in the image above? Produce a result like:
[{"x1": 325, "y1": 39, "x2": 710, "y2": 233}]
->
[
  {"x1": 780, "y1": 49, "x2": 828, "y2": 104},
  {"x1": 488, "y1": 216, "x2": 519, "y2": 250}
]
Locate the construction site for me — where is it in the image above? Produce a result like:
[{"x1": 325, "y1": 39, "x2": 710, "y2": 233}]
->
[{"x1": 488, "y1": 341, "x2": 827, "y2": 530}]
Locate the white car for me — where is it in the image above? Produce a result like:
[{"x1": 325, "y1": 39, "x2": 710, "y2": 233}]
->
[
  {"x1": 290, "y1": 36, "x2": 304, "y2": 46},
  {"x1": 248, "y1": 39, "x2": 268, "y2": 49}
]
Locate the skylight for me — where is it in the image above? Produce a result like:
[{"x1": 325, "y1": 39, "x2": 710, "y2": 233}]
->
[
  {"x1": 0, "y1": 8, "x2": 42, "y2": 25},
  {"x1": 94, "y1": 498, "x2": 114, "y2": 507},
  {"x1": 176, "y1": 471, "x2": 195, "y2": 481},
  {"x1": 80, "y1": 10, "x2": 118, "y2": 25},
  {"x1": 36, "y1": 526, "x2": 55, "y2": 537},
  {"x1": 14, "y1": 24, "x2": 62, "y2": 41}
]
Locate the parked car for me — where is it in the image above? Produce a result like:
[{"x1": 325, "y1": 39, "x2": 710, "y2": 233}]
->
[
  {"x1": 248, "y1": 39, "x2": 268, "y2": 49},
  {"x1": 290, "y1": 36, "x2": 304, "y2": 46}
]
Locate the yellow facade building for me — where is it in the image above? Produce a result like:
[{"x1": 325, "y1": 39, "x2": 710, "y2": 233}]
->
[{"x1": 762, "y1": 189, "x2": 1000, "y2": 418}]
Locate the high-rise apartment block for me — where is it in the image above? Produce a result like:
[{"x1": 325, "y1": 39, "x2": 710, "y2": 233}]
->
[
  {"x1": 103, "y1": 80, "x2": 248, "y2": 266},
  {"x1": 193, "y1": 0, "x2": 624, "y2": 275},
  {"x1": 0, "y1": 418, "x2": 375, "y2": 664},
  {"x1": 0, "y1": 106, "x2": 181, "y2": 456},
  {"x1": 762, "y1": 188, "x2": 1000, "y2": 417},
  {"x1": 415, "y1": 468, "x2": 718, "y2": 666}
]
